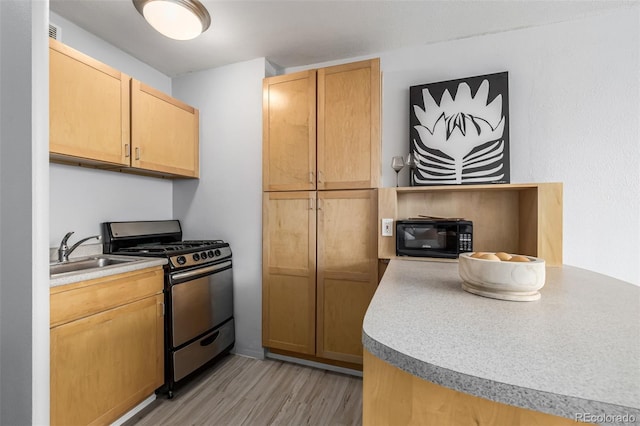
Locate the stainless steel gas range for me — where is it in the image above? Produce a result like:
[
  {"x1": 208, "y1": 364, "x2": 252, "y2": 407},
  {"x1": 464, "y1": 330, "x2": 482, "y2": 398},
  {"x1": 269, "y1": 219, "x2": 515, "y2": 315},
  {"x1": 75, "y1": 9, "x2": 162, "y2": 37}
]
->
[{"x1": 102, "y1": 220, "x2": 235, "y2": 398}]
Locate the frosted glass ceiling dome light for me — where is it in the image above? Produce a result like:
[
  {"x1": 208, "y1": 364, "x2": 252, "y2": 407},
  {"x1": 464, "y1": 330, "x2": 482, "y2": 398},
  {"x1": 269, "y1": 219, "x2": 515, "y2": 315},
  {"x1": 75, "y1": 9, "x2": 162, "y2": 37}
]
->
[{"x1": 133, "y1": 0, "x2": 211, "y2": 41}]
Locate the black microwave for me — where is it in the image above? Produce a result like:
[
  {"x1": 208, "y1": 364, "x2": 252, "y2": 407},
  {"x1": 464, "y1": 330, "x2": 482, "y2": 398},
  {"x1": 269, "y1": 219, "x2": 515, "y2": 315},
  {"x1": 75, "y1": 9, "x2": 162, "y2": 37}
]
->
[{"x1": 396, "y1": 219, "x2": 473, "y2": 258}]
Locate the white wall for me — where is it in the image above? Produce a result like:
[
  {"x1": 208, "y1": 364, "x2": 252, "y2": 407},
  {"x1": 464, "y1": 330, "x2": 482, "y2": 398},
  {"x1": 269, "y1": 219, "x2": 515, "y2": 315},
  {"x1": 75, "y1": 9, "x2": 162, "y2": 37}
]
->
[
  {"x1": 48, "y1": 12, "x2": 173, "y2": 247},
  {"x1": 32, "y1": 3, "x2": 51, "y2": 422},
  {"x1": 49, "y1": 165, "x2": 173, "y2": 246},
  {"x1": 380, "y1": 8, "x2": 640, "y2": 285},
  {"x1": 1, "y1": 0, "x2": 49, "y2": 423},
  {"x1": 172, "y1": 58, "x2": 265, "y2": 359},
  {"x1": 288, "y1": 7, "x2": 640, "y2": 285}
]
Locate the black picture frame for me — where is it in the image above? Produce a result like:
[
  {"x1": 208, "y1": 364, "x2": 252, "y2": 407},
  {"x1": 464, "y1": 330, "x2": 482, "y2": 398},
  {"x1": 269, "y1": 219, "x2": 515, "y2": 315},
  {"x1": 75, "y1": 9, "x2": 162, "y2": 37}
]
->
[{"x1": 409, "y1": 72, "x2": 510, "y2": 186}]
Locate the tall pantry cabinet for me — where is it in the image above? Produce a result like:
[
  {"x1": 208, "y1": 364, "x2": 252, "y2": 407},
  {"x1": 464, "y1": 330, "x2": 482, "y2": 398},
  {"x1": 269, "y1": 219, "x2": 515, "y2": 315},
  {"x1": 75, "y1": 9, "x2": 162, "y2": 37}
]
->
[{"x1": 262, "y1": 58, "x2": 380, "y2": 366}]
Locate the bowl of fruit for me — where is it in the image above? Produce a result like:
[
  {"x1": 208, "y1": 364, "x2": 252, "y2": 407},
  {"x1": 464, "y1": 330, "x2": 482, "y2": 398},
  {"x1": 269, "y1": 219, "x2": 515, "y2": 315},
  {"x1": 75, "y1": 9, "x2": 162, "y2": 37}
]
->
[{"x1": 458, "y1": 252, "x2": 546, "y2": 301}]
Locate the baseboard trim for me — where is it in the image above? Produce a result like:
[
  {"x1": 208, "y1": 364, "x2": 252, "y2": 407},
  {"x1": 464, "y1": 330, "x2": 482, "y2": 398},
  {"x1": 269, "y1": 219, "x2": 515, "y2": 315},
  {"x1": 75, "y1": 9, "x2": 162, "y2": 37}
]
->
[
  {"x1": 266, "y1": 350, "x2": 363, "y2": 378},
  {"x1": 112, "y1": 394, "x2": 157, "y2": 426},
  {"x1": 232, "y1": 346, "x2": 266, "y2": 360}
]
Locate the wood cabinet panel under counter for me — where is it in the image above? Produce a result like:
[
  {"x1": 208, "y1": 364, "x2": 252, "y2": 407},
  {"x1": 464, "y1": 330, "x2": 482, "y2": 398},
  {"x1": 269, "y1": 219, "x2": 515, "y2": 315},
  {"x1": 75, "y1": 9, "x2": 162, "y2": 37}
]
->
[{"x1": 50, "y1": 266, "x2": 165, "y2": 426}]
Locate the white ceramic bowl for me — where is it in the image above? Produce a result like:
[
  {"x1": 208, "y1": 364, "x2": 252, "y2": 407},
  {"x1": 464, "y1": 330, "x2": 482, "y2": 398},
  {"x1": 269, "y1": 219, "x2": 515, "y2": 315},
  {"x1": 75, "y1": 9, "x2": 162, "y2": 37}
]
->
[{"x1": 458, "y1": 252, "x2": 546, "y2": 301}]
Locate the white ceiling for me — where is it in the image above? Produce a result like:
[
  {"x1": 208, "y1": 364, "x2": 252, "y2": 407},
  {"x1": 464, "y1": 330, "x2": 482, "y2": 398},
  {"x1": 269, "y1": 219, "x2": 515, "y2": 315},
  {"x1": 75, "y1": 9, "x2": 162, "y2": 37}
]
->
[{"x1": 49, "y1": 0, "x2": 631, "y2": 77}]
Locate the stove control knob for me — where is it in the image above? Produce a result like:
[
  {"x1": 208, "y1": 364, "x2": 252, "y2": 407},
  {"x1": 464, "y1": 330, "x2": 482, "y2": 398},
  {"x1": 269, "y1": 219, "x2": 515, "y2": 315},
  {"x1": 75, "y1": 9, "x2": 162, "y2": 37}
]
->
[
  {"x1": 200, "y1": 251, "x2": 207, "y2": 259},
  {"x1": 214, "y1": 249, "x2": 221, "y2": 257},
  {"x1": 176, "y1": 256, "x2": 186, "y2": 265},
  {"x1": 193, "y1": 253, "x2": 200, "y2": 261},
  {"x1": 207, "y1": 250, "x2": 214, "y2": 258}
]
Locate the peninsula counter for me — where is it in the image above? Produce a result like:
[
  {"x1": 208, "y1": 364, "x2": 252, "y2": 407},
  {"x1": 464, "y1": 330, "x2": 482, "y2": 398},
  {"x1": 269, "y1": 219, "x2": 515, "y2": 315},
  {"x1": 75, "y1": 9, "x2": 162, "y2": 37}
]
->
[{"x1": 362, "y1": 259, "x2": 639, "y2": 425}]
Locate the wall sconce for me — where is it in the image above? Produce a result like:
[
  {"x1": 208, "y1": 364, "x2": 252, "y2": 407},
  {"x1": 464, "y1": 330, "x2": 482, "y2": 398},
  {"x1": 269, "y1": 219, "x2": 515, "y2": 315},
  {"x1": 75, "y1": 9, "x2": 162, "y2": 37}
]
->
[{"x1": 133, "y1": 0, "x2": 211, "y2": 41}]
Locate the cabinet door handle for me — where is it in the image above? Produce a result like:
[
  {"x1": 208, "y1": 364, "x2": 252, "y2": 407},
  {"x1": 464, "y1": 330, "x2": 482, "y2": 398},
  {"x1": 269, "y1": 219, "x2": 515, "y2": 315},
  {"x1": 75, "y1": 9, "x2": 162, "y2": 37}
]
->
[
  {"x1": 125, "y1": 144, "x2": 130, "y2": 158},
  {"x1": 309, "y1": 198, "x2": 314, "y2": 210},
  {"x1": 135, "y1": 147, "x2": 140, "y2": 160},
  {"x1": 317, "y1": 170, "x2": 323, "y2": 183},
  {"x1": 317, "y1": 198, "x2": 322, "y2": 210},
  {"x1": 309, "y1": 171, "x2": 314, "y2": 183}
]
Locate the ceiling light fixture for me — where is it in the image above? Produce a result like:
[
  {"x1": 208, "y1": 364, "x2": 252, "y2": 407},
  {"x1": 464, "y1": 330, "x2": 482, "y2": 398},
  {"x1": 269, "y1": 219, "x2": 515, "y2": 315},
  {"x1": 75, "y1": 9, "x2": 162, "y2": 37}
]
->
[{"x1": 133, "y1": 0, "x2": 211, "y2": 41}]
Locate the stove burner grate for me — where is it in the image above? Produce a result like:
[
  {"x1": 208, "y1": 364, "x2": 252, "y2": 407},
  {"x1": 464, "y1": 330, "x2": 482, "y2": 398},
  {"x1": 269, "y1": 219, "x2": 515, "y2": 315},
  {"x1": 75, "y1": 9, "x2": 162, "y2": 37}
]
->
[{"x1": 116, "y1": 240, "x2": 227, "y2": 255}]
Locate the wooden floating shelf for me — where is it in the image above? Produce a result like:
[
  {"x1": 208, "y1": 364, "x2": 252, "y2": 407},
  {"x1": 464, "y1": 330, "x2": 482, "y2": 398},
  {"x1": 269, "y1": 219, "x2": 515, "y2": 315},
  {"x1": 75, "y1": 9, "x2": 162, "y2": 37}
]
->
[{"x1": 378, "y1": 183, "x2": 563, "y2": 266}]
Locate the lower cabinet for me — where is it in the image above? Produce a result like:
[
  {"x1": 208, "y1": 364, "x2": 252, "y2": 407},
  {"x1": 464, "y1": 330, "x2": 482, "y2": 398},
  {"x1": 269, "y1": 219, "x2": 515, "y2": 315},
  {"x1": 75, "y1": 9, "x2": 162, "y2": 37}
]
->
[
  {"x1": 262, "y1": 191, "x2": 317, "y2": 355},
  {"x1": 262, "y1": 189, "x2": 378, "y2": 365},
  {"x1": 50, "y1": 267, "x2": 164, "y2": 426}
]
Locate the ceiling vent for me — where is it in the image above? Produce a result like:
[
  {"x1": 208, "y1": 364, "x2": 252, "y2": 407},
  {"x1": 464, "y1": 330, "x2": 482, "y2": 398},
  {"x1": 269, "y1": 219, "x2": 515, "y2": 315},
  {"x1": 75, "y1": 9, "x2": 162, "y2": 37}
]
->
[{"x1": 49, "y1": 23, "x2": 61, "y2": 41}]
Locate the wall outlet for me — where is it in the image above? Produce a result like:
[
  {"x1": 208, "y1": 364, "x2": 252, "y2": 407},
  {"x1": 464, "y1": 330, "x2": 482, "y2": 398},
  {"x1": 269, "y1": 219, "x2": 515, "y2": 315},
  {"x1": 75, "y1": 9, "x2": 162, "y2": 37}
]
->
[{"x1": 381, "y1": 218, "x2": 393, "y2": 237}]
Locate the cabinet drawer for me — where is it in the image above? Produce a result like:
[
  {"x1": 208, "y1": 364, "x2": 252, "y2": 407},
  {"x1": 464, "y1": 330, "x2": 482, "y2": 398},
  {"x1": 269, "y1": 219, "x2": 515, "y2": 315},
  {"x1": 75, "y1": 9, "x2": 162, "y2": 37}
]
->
[
  {"x1": 51, "y1": 267, "x2": 164, "y2": 327},
  {"x1": 173, "y1": 319, "x2": 235, "y2": 382}
]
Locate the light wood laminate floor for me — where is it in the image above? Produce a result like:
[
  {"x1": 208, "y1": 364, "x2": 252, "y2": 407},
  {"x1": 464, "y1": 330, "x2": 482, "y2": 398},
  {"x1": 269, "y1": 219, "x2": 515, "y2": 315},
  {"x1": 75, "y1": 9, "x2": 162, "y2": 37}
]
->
[{"x1": 130, "y1": 354, "x2": 363, "y2": 426}]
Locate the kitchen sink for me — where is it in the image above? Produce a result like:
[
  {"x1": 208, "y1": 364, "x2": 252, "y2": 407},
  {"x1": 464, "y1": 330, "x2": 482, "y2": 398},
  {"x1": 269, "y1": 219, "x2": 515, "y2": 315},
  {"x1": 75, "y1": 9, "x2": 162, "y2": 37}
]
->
[{"x1": 50, "y1": 256, "x2": 135, "y2": 276}]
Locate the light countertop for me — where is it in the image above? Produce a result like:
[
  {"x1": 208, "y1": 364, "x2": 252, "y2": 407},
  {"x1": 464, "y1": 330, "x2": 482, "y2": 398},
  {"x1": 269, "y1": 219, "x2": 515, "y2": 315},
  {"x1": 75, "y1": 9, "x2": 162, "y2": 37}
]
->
[
  {"x1": 50, "y1": 255, "x2": 167, "y2": 287},
  {"x1": 362, "y1": 259, "x2": 640, "y2": 421}
]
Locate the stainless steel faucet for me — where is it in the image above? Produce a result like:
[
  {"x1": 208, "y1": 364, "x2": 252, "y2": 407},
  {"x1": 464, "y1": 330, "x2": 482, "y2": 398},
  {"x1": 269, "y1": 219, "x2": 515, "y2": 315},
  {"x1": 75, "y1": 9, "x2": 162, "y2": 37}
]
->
[{"x1": 58, "y1": 231, "x2": 101, "y2": 262}]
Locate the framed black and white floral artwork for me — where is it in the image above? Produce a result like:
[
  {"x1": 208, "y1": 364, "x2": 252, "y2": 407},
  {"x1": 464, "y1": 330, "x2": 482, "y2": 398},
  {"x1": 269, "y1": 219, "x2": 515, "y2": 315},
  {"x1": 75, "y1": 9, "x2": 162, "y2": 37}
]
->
[{"x1": 409, "y1": 72, "x2": 510, "y2": 186}]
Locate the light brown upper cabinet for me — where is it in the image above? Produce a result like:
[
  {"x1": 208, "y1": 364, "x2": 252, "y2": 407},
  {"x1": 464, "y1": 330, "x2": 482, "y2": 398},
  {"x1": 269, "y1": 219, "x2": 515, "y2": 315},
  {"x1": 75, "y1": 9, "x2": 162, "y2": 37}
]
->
[
  {"x1": 317, "y1": 60, "x2": 381, "y2": 190},
  {"x1": 263, "y1": 58, "x2": 380, "y2": 191},
  {"x1": 49, "y1": 39, "x2": 199, "y2": 178},
  {"x1": 49, "y1": 38, "x2": 130, "y2": 166},
  {"x1": 262, "y1": 70, "x2": 317, "y2": 191},
  {"x1": 131, "y1": 80, "x2": 199, "y2": 178}
]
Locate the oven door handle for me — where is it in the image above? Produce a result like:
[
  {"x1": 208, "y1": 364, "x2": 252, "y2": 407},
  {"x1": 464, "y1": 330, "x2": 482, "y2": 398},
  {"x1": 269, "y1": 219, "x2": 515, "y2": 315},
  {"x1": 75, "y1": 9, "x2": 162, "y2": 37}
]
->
[
  {"x1": 171, "y1": 260, "x2": 232, "y2": 281},
  {"x1": 200, "y1": 331, "x2": 220, "y2": 347}
]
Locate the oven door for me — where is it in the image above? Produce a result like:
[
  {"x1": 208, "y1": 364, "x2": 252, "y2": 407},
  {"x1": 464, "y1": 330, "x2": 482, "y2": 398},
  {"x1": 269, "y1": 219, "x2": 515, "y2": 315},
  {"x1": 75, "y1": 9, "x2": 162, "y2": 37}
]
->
[{"x1": 169, "y1": 260, "x2": 233, "y2": 348}]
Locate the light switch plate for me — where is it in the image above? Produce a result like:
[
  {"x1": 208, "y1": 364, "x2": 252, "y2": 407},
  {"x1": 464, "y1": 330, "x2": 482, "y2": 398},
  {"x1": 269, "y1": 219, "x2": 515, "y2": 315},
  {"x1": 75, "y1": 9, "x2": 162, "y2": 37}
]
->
[{"x1": 382, "y1": 218, "x2": 393, "y2": 236}]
